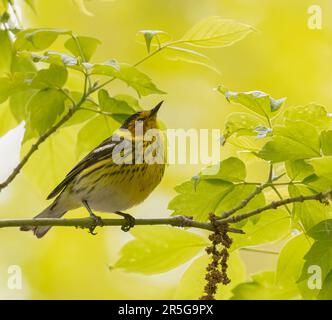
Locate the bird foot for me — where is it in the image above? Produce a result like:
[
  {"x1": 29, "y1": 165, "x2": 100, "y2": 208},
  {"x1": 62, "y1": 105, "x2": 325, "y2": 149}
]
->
[
  {"x1": 89, "y1": 214, "x2": 103, "y2": 235},
  {"x1": 116, "y1": 212, "x2": 136, "y2": 232}
]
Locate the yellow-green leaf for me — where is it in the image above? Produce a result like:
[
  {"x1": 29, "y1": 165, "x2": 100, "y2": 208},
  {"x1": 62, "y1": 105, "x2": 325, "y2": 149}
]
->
[
  {"x1": 182, "y1": 16, "x2": 254, "y2": 48},
  {"x1": 114, "y1": 226, "x2": 207, "y2": 275}
]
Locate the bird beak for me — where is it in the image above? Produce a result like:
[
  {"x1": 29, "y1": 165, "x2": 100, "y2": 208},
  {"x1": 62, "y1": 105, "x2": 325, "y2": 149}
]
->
[{"x1": 150, "y1": 101, "x2": 164, "y2": 117}]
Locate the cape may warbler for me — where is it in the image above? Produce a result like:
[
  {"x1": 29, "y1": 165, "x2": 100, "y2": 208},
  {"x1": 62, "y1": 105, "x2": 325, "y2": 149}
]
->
[{"x1": 21, "y1": 101, "x2": 165, "y2": 238}]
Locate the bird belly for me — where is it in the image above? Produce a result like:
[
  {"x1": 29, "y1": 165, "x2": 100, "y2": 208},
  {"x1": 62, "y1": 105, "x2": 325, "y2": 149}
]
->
[{"x1": 72, "y1": 163, "x2": 165, "y2": 213}]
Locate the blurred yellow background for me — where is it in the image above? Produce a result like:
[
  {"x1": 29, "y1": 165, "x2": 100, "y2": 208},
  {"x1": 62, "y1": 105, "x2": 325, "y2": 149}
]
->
[{"x1": 0, "y1": 0, "x2": 331, "y2": 299}]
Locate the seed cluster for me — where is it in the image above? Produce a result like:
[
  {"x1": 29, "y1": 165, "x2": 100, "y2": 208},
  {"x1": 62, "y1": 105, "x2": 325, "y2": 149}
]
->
[{"x1": 200, "y1": 213, "x2": 233, "y2": 300}]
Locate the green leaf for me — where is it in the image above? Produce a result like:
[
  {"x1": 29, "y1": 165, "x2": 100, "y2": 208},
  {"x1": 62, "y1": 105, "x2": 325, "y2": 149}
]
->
[
  {"x1": 11, "y1": 52, "x2": 36, "y2": 73},
  {"x1": 0, "y1": 102, "x2": 18, "y2": 138},
  {"x1": 258, "y1": 120, "x2": 321, "y2": 162},
  {"x1": 0, "y1": 77, "x2": 10, "y2": 103},
  {"x1": 168, "y1": 179, "x2": 234, "y2": 221},
  {"x1": 0, "y1": 30, "x2": 12, "y2": 74},
  {"x1": 289, "y1": 185, "x2": 332, "y2": 231},
  {"x1": 26, "y1": 89, "x2": 66, "y2": 135},
  {"x1": 299, "y1": 240, "x2": 332, "y2": 285},
  {"x1": 0, "y1": 72, "x2": 32, "y2": 104},
  {"x1": 309, "y1": 156, "x2": 332, "y2": 179},
  {"x1": 15, "y1": 28, "x2": 72, "y2": 51},
  {"x1": 98, "y1": 89, "x2": 136, "y2": 115},
  {"x1": 10, "y1": 89, "x2": 37, "y2": 122},
  {"x1": 201, "y1": 157, "x2": 246, "y2": 182},
  {"x1": 31, "y1": 64, "x2": 68, "y2": 89},
  {"x1": 113, "y1": 226, "x2": 207, "y2": 275},
  {"x1": 284, "y1": 103, "x2": 332, "y2": 130},
  {"x1": 307, "y1": 219, "x2": 332, "y2": 241},
  {"x1": 222, "y1": 112, "x2": 269, "y2": 143},
  {"x1": 0, "y1": 0, "x2": 8, "y2": 15},
  {"x1": 136, "y1": 30, "x2": 171, "y2": 53},
  {"x1": 22, "y1": 127, "x2": 78, "y2": 192},
  {"x1": 276, "y1": 234, "x2": 311, "y2": 290},
  {"x1": 218, "y1": 86, "x2": 286, "y2": 119},
  {"x1": 320, "y1": 130, "x2": 332, "y2": 156},
  {"x1": 231, "y1": 271, "x2": 296, "y2": 300},
  {"x1": 318, "y1": 269, "x2": 332, "y2": 300},
  {"x1": 182, "y1": 16, "x2": 253, "y2": 48},
  {"x1": 174, "y1": 252, "x2": 245, "y2": 299},
  {"x1": 113, "y1": 94, "x2": 142, "y2": 111},
  {"x1": 76, "y1": 114, "x2": 119, "y2": 156},
  {"x1": 285, "y1": 159, "x2": 314, "y2": 181},
  {"x1": 92, "y1": 62, "x2": 165, "y2": 97},
  {"x1": 115, "y1": 63, "x2": 165, "y2": 95},
  {"x1": 231, "y1": 208, "x2": 291, "y2": 249},
  {"x1": 64, "y1": 36, "x2": 101, "y2": 61},
  {"x1": 160, "y1": 46, "x2": 219, "y2": 73}
]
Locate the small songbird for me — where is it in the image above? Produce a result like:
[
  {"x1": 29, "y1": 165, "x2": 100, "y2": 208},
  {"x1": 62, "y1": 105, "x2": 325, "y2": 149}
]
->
[{"x1": 21, "y1": 101, "x2": 166, "y2": 238}]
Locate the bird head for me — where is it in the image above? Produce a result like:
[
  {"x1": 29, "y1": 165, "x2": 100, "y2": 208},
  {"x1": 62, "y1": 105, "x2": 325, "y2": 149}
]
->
[{"x1": 120, "y1": 101, "x2": 164, "y2": 135}]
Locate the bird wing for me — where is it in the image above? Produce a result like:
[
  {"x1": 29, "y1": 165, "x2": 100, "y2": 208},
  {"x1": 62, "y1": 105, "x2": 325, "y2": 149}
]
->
[{"x1": 47, "y1": 135, "x2": 122, "y2": 200}]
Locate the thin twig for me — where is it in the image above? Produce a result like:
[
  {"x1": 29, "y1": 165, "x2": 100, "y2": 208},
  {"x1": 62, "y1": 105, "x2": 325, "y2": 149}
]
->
[
  {"x1": 219, "y1": 183, "x2": 270, "y2": 219},
  {"x1": 220, "y1": 190, "x2": 332, "y2": 224}
]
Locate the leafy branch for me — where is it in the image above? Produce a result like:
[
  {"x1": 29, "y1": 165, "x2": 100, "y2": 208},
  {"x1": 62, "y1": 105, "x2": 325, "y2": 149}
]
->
[{"x1": 0, "y1": 190, "x2": 330, "y2": 232}]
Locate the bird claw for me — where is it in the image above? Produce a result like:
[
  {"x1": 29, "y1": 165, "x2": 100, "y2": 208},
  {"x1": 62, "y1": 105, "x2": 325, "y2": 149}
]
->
[
  {"x1": 88, "y1": 214, "x2": 103, "y2": 235},
  {"x1": 119, "y1": 213, "x2": 135, "y2": 232}
]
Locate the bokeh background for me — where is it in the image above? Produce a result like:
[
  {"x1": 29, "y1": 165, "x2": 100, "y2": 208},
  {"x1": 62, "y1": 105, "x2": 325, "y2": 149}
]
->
[{"x1": 0, "y1": 0, "x2": 331, "y2": 299}]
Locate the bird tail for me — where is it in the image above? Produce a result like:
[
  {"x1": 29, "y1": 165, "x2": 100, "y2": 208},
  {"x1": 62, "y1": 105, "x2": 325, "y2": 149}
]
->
[{"x1": 20, "y1": 201, "x2": 67, "y2": 238}]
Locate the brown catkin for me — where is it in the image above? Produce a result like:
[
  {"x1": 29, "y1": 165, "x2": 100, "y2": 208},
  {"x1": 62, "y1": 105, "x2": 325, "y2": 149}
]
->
[{"x1": 200, "y1": 213, "x2": 233, "y2": 300}]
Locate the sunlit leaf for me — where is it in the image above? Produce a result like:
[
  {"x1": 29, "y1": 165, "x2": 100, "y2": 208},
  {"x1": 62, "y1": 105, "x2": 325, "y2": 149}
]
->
[
  {"x1": 15, "y1": 28, "x2": 72, "y2": 51},
  {"x1": 10, "y1": 89, "x2": 37, "y2": 122},
  {"x1": 161, "y1": 46, "x2": 219, "y2": 73},
  {"x1": 168, "y1": 179, "x2": 234, "y2": 221},
  {"x1": 284, "y1": 103, "x2": 332, "y2": 130},
  {"x1": 231, "y1": 208, "x2": 291, "y2": 249},
  {"x1": 26, "y1": 89, "x2": 66, "y2": 135},
  {"x1": 285, "y1": 159, "x2": 314, "y2": 181},
  {"x1": 31, "y1": 64, "x2": 68, "y2": 89},
  {"x1": 320, "y1": 130, "x2": 332, "y2": 156},
  {"x1": 231, "y1": 271, "x2": 296, "y2": 300},
  {"x1": 92, "y1": 62, "x2": 165, "y2": 97},
  {"x1": 276, "y1": 234, "x2": 311, "y2": 290},
  {"x1": 76, "y1": 114, "x2": 119, "y2": 156},
  {"x1": 218, "y1": 86, "x2": 286, "y2": 118},
  {"x1": 22, "y1": 127, "x2": 78, "y2": 193},
  {"x1": 0, "y1": 103, "x2": 18, "y2": 138},
  {"x1": 258, "y1": 120, "x2": 321, "y2": 162},
  {"x1": 182, "y1": 16, "x2": 253, "y2": 48},
  {"x1": 222, "y1": 112, "x2": 269, "y2": 143},
  {"x1": 201, "y1": 157, "x2": 246, "y2": 182},
  {"x1": 0, "y1": 30, "x2": 12, "y2": 74},
  {"x1": 114, "y1": 226, "x2": 207, "y2": 274},
  {"x1": 98, "y1": 89, "x2": 136, "y2": 114},
  {"x1": 289, "y1": 185, "x2": 332, "y2": 231},
  {"x1": 136, "y1": 30, "x2": 171, "y2": 53},
  {"x1": 64, "y1": 36, "x2": 101, "y2": 61}
]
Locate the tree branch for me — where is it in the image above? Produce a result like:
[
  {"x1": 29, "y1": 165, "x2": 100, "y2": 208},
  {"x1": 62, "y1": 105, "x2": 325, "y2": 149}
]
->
[
  {"x1": 219, "y1": 183, "x2": 270, "y2": 219},
  {"x1": 0, "y1": 216, "x2": 244, "y2": 234},
  {"x1": 220, "y1": 190, "x2": 332, "y2": 224}
]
